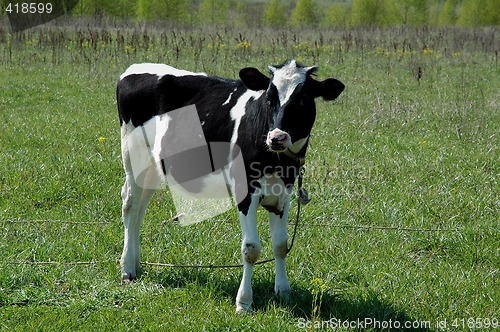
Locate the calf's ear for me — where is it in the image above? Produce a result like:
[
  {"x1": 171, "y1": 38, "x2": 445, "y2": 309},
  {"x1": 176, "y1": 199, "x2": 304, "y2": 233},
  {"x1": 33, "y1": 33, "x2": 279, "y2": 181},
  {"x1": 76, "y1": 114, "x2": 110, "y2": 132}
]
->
[
  {"x1": 239, "y1": 67, "x2": 270, "y2": 91},
  {"x1": 316, "y1": 78, "x2": 345, "y2": 101}
]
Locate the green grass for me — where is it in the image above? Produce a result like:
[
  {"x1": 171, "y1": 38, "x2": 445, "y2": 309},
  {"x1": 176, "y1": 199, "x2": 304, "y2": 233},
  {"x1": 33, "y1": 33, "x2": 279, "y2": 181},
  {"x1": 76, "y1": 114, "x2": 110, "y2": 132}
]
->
[{"x1": 0, "y1": 23, "x2": 498, "y2": 331}]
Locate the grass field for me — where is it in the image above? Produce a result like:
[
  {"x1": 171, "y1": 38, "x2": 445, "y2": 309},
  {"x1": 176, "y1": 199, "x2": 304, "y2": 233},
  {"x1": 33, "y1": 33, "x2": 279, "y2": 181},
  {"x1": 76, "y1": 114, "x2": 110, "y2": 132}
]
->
[{"x1": 0, "y1": 22, "x2": 498, "y2": 331}]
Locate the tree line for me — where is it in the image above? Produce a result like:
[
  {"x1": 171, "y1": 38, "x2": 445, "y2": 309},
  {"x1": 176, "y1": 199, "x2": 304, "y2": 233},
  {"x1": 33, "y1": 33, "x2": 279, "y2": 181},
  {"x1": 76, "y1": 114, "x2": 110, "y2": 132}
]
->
[{"x1": 71, "y1": 0, "x2": 499, "y2": 27}]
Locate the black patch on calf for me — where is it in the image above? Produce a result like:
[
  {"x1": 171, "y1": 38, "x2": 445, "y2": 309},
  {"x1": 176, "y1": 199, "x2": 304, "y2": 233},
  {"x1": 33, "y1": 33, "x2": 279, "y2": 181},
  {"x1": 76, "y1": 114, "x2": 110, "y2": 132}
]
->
[{"x1": 117, "y1": 74, "x2": 161, "y2": 126}]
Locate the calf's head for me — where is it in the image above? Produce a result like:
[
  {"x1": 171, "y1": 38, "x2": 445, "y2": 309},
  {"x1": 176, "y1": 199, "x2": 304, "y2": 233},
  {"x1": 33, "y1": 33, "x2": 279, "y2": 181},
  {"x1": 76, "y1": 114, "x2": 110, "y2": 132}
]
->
[{"x1": 239, "y1": 60, "x2": 344, "y2": 153}]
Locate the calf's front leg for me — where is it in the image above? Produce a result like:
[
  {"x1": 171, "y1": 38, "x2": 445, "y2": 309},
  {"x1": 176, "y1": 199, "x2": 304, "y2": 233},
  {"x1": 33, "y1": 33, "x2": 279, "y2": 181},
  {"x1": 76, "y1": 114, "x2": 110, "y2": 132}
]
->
[
  {"x1": 236, "y1": 199, "x2": 261, "y2": 313},
  {"x1": 269, "y1": 196, "x2": 292, "y2": 300}
]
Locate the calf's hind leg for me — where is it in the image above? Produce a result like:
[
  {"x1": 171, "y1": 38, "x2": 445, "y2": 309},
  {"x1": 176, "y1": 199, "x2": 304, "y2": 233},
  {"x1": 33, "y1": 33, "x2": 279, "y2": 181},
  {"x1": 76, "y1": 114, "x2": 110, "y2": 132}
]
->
[{"x1": 120, "y1": 161, "x2": 156, "y2": 282}]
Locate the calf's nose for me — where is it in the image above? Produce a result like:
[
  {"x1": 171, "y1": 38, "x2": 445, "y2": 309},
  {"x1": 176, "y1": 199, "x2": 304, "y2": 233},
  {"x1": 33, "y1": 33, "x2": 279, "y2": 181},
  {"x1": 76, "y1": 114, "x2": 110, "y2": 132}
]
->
[
  {"x1": 268, "y1": 129, "x2": 288, "y2": 143},
  {"x1": 270, "y1": 132, "x2": 287, "y2": 144}
]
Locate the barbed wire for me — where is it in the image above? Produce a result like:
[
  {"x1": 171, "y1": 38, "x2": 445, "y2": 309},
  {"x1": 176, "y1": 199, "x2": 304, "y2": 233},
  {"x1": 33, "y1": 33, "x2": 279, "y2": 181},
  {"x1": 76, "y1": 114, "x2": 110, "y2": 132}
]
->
[
  {"x1": 1, "y1": 219, "x2": 109, "y2": 224},
  {"x1": 305, "y1": 223, "x2": 461, "y2": 232},
  {"x1": 0, "y1": 218, "x2": 462, "y2": 232},
  {"x1": 4, "y1": 260, "x2": 105, "y2": 265},
  {"x1": 1, "y1": 218, "x2": 464, "y2": 268}
]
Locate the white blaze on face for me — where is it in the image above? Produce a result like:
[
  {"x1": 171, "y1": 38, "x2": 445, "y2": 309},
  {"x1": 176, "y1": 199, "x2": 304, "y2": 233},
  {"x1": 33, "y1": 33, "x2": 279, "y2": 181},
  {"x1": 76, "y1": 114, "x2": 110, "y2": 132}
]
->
[
  {"x1": 266, "y1": 60, "x2": 316, "y2": 151},
  {"x1": 269, "y1": 60, "x2": 311, "y2": 106}
]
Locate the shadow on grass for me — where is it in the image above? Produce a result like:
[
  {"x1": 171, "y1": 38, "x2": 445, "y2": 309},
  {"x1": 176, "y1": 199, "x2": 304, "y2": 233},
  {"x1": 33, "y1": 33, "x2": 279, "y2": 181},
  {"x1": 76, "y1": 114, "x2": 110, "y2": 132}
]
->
[
  {"x1": 145, "y1": 267, "x2": 431, "y2": 331},
  {"x1": 251, "y1": 279, "x2": 431, "y2": 331}
]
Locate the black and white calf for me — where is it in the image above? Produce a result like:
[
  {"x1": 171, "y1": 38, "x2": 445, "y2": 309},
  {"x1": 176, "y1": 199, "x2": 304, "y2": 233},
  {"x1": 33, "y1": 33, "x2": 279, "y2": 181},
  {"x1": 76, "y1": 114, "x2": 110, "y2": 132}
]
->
[{"x1": 117, "y1": 60, "x2": 344, "y2": 313}]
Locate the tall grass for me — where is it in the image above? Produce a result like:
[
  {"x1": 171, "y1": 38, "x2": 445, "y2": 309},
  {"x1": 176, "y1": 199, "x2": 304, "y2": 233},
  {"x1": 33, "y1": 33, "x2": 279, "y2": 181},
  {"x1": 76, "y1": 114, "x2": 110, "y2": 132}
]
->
[{"x1": 0, "y1": 21, "x2": 498, "y2": 330}]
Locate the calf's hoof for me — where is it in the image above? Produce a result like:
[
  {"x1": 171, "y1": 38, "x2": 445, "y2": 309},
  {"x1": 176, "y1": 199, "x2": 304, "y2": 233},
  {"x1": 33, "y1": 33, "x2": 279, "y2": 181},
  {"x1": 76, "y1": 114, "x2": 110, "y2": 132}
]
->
[
  {"x1": 275, "y1": 287, "x2": 292, "y2": 304},
  {"x1": 235, "y1": 302, "x2": 252, "y2": 314},
  {"x1": 121, "y1": 272, "x2": 136, "y2": 284}
]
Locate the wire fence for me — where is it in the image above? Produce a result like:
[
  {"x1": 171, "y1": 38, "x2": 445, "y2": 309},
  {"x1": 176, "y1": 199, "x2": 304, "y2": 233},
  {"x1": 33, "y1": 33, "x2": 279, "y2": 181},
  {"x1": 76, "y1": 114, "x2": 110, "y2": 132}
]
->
[
  {"x1": 1, "y1": 218, "x2": 463, "y2": 268},
  {"x1": 0, "y1": 218, "x2": 462, "y2": 231}
]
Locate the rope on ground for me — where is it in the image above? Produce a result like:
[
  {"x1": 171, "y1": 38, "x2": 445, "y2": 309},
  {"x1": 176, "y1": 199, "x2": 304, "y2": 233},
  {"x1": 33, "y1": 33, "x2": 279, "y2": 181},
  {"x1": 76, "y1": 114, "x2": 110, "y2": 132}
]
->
[
  {"x1": 143, "y1": 258, "x2": 275, "y2": 269},
  {"x1": 2, "y1": 259, "x2": 275, "y2": 269}
]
